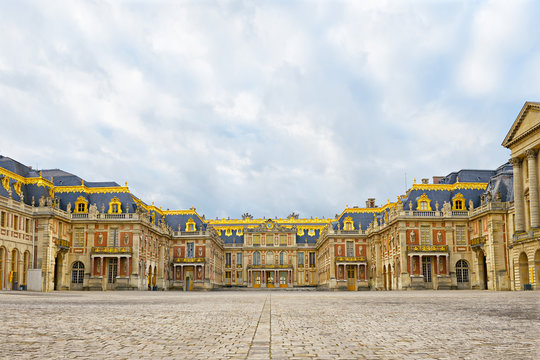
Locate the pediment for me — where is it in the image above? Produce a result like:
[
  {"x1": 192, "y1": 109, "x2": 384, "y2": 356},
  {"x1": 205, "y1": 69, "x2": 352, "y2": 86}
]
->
[
  {"x1": 502, "y1": 101, "x2": 540, "y2": 148},
  {"x1": 245, "y1": 219, "x2": 296, "y2": 233}
]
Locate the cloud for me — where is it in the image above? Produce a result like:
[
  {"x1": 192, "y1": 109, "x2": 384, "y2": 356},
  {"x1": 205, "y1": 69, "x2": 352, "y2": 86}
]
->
[{"x1": 0, "y1": 0, "x2": 538, "y2": 218}]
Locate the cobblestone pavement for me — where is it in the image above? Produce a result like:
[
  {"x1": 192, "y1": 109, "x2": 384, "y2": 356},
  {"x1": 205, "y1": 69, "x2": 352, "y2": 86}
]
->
[{"x1": 0, "y1": 290, "x2": 538, "y2": 359}]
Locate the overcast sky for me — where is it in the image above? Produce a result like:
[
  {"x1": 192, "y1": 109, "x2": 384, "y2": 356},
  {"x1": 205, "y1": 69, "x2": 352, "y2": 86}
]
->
[{"x1": 1, "y1": 0, "x2": 539, "y2": 220}]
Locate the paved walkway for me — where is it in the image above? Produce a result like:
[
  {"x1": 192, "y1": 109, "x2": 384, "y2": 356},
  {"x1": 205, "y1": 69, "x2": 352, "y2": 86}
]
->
[{"x1": 0, "y1": 290, "x2": 538, "y2": 359}]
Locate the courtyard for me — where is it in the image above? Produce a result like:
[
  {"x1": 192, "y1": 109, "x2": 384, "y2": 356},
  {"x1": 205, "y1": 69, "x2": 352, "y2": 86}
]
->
[{"x1": 0, "y1": 290, "x2": 538, "y2": 359}]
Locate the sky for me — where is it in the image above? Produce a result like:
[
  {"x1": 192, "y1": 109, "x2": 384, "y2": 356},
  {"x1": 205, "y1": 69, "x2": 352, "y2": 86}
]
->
[{"x1": 0, "y1": 0, "x2": 539, "y2": 220}]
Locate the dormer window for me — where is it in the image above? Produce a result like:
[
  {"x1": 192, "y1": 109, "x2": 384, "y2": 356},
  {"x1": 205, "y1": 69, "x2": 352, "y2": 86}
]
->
[
  {"x1": 108, "y1": 197, "x2": 122, "y2": 214},
  {"x1": 452, "y1": 193, "x2": 466, "y2": 211},
  {"x1": 186, "y1": 218, "x2": 197, "y2": 232},
  {"x1": 225, "y1": 228, "x2": 232, "y2": 236},
  {"x1": 74, "y1": 196, "x2": 88, "y2": 213},
  {"x1": 416, "y1": 193, "x2": 432, "y2": 211},
  {"x1": 344, "y1": 216, "x2": 354, "y2": 231}
]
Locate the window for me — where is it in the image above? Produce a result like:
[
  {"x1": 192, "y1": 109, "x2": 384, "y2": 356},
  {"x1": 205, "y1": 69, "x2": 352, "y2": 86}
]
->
[
  {"x1": 253, "y1": 251, "x2": 261, "y2": 265},
  {"x1": 280, "y1": 234, "x2": 287, "y2": 245},
  {"x1": 109, "y1": 228, "x2": 119, "y2": 247},
  {"x1": 344, "y1": 216, "x2": 354, "y2": 231},
  {"x1": 280, "y1": 251, "x2": 285, "y2": 265},
  {"x1": 25, "y1": 219, "x2": 30, "y2": 233},
  {"x1": 74, "y1": 196, "x2": 88, "y2": 213},
  {"x1": 0, "y1": 211, "x2": 4, "y2": 227},
  {"x1": 225, "y1": 253, "x2": 231, "y2": 267},
  {"x1": 456, "y1": 260, "x2": 469, "y2": 283},
  {"x1": 74, "y1": 228, "x2": 85, "y2": 247},
  {"x1": 253, "y1": 235, "x2": 260, "y2": 246},
  {"x1": 298, "y1": 252, "x2": 304, "y2": 266},
  {"x1": 187, "y1": 243, "x2": 194, "y2": 258},
  {"x1": 416, "y1": 193, "x2": 432, "y2": 211},
  {"x1": 455, "y1": 225, "x2": 466, "y2": 245},
  {"x1": 266, "y1": 251, "x2": 274, "y2": 265},
  {"x1": 452, "y1": 193, "x2": 466, "y2": 210},
  {"x1": 108, "y1": 196, "x2": 122, "y2": 214},
  {"x1": 71, "y1": 261, "x2": 84, "y2": 284},
  {"x1": 309, "y1": 252, "x2": 316, "y2": 267},
  {"x1": 14, "y1": 215, "x2": 18, "y2": 231},
  {"x1": 346, "y1": 241, "x2": 354, "y2": 257},
  {"x1": 236, "y1": 252, "x2": 242, "y2": 266},
  {"x1": 186, "y1": 218, "x2": 196, "y2": 232},
  {"x1": 420, "y1": 225, "x2": 431, "y2": 245},
  {"x1": 266, "y1": 234, "x2": 274, "y2": 246}
]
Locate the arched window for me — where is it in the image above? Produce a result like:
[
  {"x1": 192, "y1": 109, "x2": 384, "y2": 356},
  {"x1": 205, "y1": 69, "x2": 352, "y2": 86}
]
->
[
  {"x1": 74, "y1": 196, "x2": 88, "y2": 213},
  {"x1": 456, "y1": 260, "x2": 469, "y2": 283},
  {"x1": 452, "y1": 193, "x2": 466, "y2": 211},
  {"x1": 253, "y1": 251, "x2": 261, "y2": 266},
  {"x1": 344, "y1": 216, "x2": 354, "y2": 231},
  {"x1": 185, "y1": 218, "x2": 196, "y2": 232},
  {"x1": 416, "y1": 193, "x2": 432, "y2": 211},
  {"x1": 280, "y1": 251, "x2": 285, "y2": 265},
  {"x1": 108, "y1": 197, "x2": 122, "y2": 214},
  {"x1": 71, "y1": 261, "x2": 84, "y2": 284}
]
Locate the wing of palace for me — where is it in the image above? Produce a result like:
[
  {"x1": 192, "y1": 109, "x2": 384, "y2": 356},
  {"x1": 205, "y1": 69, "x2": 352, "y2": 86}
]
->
[{"x1": 1, "y1": 102, "x2": 539, "y2": 292}]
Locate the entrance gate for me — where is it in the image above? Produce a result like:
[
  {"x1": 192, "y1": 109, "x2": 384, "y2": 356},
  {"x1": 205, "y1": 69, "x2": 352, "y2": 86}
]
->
[{"x1": 347, "y1": 266, "x2": 356, "y2": 291}]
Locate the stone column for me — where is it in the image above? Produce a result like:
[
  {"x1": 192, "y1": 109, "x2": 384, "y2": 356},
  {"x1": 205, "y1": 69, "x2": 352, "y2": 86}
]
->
[
  {"x1": 510, "y1": 157, "x2": 525, "y2": 232},
  {"x1": 445, "y1": 256, "x2": 449, "y2": 276},
  {"x1": 525, "y1": 149, "x2": 539, "y2": 228},
  {"x1": 408, "y1": 255, "x2": 413, "y2": 276},
  {"x1": 435, "y1": 255, "x2": 439, "y2": 276},
  {"x1": 91, "y1": 257, "x2": 95, "y2": 277},
  {"x1": 117, "y1": 256, "x2": 121, "y2": 278},
  {"x1": 100, "y1": 256, "x2": 104, "y2": 277},
  {"x1": 419, "y1": 255, "x2": 423, "y2": 276}
]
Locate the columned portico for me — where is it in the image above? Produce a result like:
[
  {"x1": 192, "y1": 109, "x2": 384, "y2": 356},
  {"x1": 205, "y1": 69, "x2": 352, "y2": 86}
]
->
[{"x1": 525, "y1": 149, "x2": 539, "y2": 228}]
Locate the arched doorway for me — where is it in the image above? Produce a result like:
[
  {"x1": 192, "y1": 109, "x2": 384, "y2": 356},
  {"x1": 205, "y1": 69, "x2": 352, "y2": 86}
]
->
[
  {"x1": 535, "y1": 250, "x2": 540, "y2": 290},
  {"x1": 456, "y1": 259, "x2": 470, "y2": 289},
  {"x1": 147, "y1": 265, "x2": 152, "y2": 290},
  {"x1": 53, "y1": 253, "x2": 60, "y2": 290},
  {"x1": 11, "y1": 249, "x2": 19, "y2": 290},
  {"x1": 0, "y1": 247, "x2": 5, "y2": 290},
  {"x1": 22, "y1": 251, "x2": 29, "y2": 290},
  {"x1": 383, "y1": 265, "x2": 387, "y2": 290},
  {"x1": 388, "y1": 265, "x2": 392, "y2": 290},
  {"x1": 519, "y1": 252, "x2": 530, "y2": 290},
  {"x1": 478, "y1": 252, "x2": 488, "y2": 290},
  {"x1": 71, "y1": 261, "x2": 85, "y2": 290}
]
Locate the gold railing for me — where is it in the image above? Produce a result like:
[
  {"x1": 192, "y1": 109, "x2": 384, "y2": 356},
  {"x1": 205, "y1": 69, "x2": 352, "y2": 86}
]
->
[
  {"x1": 335, "y1": 256, "x2": 366, "y2": 262},
  {"x1": 406, "y1": 245, "x2": 448, "y2": 253},
  {"x1": 471, "y1": 236, "x2": 486, "y2": 247},
  {"x1": 247, "y1": 264, "x2": 293, "y2": 269},
  {"x1": 91, "y1": 246, "x2": 132, "y2": 254},
  {"x1": 55, "y1": 239, "x2": 70, "y2": 249},
  {"x1": 173, "y1": 257, "x2": 205, "y2": 263}
]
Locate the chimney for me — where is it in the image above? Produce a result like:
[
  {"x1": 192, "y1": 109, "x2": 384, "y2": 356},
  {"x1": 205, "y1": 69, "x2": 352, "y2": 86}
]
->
[
  {"x1": 365, "y1": 198, "x2": 376, "y2": 208},
  {"x1": 421, "y1": 178, "x2": 429, "y2": 184},
  {"x1": 432, "y1": 176, "x2": 443, "y2": 184}
]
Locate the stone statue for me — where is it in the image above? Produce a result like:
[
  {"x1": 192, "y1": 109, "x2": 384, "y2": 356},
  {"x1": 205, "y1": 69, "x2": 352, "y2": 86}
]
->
[
  {"x1": 437, "y1": 231, "x2": 442, "y2": 243},
  {"x1": 469, "y1": 200, "x2": 474, "y2": 210},
  {"x1": 89, "y1": 203, "x2": 98, "y2": 216},
  {"x1": 495, "y1": 191, "x2": 502, "y2": 202},
  {"x1": 7, "y1": 188, "x2": 12, "y2": 199},
  {"x1": 435, "y1": 201, "x2": 439, "y2": 211},
  {"x1": 39, "y1": 196, "x2": 45, "y2": 207},
  {"x1": 410, "y1": 231, "x2": 416, "y2": 243},
  {"x1": 486, "y1": 192, "x2": 492, "y2": 202},
  {"x1": 31, "y1": 196, "x2": 35, "y2": 207},
  {"x1": 100, "y1": 203, "x2": 105, "y2": 213},
  {"x1": 408, "y1": 201, "x2": 413, "y2": 210},
  {"x1": 20, "y1": 192, "x2": 24, "y2": 203},
  {"x1": 66, "y1": 202, "x2": 72, "y2": 213},
  {"x1": 125, "y1": 203, "x2": 129, "y2": 213}
]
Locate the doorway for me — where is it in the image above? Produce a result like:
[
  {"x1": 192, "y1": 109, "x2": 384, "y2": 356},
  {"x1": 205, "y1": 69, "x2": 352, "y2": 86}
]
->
[
  {"x1": 266, "y1": 271, "x2": 274, "y2": 288},
  {"x1": 279, "y1": 271, "x2": 288, "y2": 288},
  {"x1": 422, "y1": 257, "x2": 433, "y2": 288},
  {"x1": 347, "y1": 266, "x2": 356, "y2": 291},
  {"x1": 53, "y1": 254, "x2": 60, "y2": 290},
  {"x1": 253, "y1": 271, "x2": 261, "y2": 288},
  {"x1": 478, "y1": 252, "x2": 488, "y2": 290},
  {"x1": 107, "y1": 258, "x2": 118, "y2": 290}
]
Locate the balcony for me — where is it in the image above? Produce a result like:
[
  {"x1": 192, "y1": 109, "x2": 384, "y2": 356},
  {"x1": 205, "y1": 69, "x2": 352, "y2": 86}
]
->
[
  {"x1": 406, "y1": 245, "x2": 448, "y2": 253},
  {"x1": 91, "y1": 246, "x2": 133, "y2": 254},
  {"x1": 247, "y1": 264, "x2": 293, "y2": 270},
  {"x1": 513, "y1": 229, "x2": 540, "y2": 244},
  {"x1": 55, "y1": 239, "x2": 70, "y2": 250},
  {"x1": 173, "y1": 257, "x2": 205, "y2": 264},
  {"x1": 335, "y1": 256, "x2": 366, "y2": 263},
  {"x1": 471, "y1": 236, "x2": 486, "y2": 248}
]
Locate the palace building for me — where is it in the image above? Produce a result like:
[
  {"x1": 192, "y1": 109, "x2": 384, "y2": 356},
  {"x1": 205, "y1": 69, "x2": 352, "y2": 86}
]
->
[{"x1": 0, "y1": 102, "x2": 538, "y2": 292}]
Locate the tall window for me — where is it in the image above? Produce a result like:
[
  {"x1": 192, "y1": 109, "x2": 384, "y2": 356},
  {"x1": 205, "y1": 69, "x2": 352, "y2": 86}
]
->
[
  {"x1": 280, "y1": 251, "x2": 285, "y2": 265},
  {"x1": 0, "y1": 211, "x2": 4, "y2": 227},
  {"x1": 225, "y1": 253, "x2": 231, "y2": 266},
  {"x1": 309, "y1": 252, "x2": 316, "y2": 267},
  {"x1": 109, "y1": 228, "x2": 119, "y2": 247},
  {"x1": 298, "y1": 252, "x2": 304, "y2": 266},
  {"x1": 25, "y1": 219, "x2": 30, "y2": 233},
  {"x1": 266, "y1": 251, "x2": 274, "y2": 265},
  {"x1": 236, "y1": 252, "x2": 242, "y2": 266},
  {"x1": 253, "y1": 235, "x2": 260, "y2": 246},
  {"x1": 253, "y1": 251, "x2": 261, "y2": 265},
  {"x1": 266, "y1": 234, "x2": 274, "y2": 246},
  {"x1": 455, "y1": 225, "x2": 466, "y2": 245},
  {"x1": 420, "y1": 226, "x2": 431, "y2": 245},
  {"x1": 77, "y1": 203, "x2": 86, "y2": 213},
  {"x1": 346, "y1": 241, "x2": 354, "y2": 257},
  {"x1": 280, "y1": 234, "x2": 287, "y2": 245},
  {"x1": 14, "y1": 215, "x2": 18, "y2": 231},
  {"x1": 186, "y1": 243, "x2": 194, "y2": 258},
  {"x1": 71, "y1": 261, "x2": 84, "y2": 284},
  {"x1": 74, "y1": 228, "x2": 85, "y2": 247},
  {"x1": 456, "y1": 260, "x2": 469, "y2": 283}
]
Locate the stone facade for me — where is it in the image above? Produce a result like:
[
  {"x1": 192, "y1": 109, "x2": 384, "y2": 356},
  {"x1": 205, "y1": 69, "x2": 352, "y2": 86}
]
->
[{"x1": 0, "y1": 101, "x2": 538, "y2": 291}]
